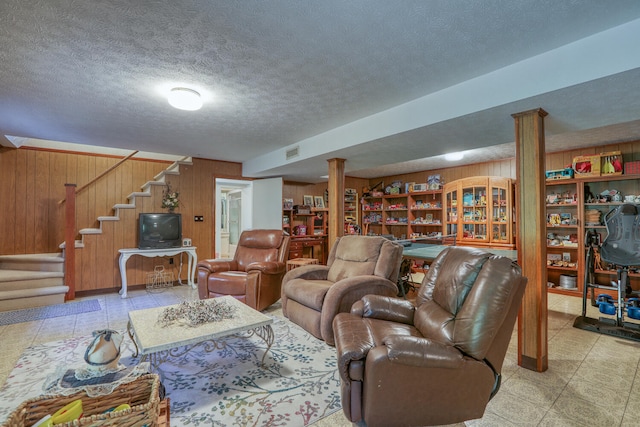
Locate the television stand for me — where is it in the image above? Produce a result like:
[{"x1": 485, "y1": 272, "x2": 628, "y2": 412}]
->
[{"x1": 118, "y1": 247, "x2": 197, "y2": 298}]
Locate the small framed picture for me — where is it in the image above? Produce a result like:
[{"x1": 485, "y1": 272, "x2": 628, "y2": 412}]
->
[
  {"x1": 314, "y1": 196, "x2": 325, "y2": 209},
  {"x1": 303, "y1": 195, "x2": 313, "y2": 206},
  {"x1": 283, "y1": 198, "x2": 294, "y2": 210}
]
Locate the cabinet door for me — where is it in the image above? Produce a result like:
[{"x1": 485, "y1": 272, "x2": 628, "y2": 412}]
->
[
  {"x1": 445, "y1": 185, "x2": 458, "y2": 238},
  {"x1": 460, "y1": 179, "x2": 489, "y2": 244},
  {"x1": 490, "y1": 178, "x2": 511, "y2": 245}
]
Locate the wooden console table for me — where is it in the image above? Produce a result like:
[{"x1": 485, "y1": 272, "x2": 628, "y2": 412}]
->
[{"x1": 118, "y1": 247, "x2": 197, "y2": 298}]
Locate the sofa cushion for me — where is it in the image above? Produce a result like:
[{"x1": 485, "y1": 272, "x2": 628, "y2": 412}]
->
[
  {"x1": 207, "y1": 271, "x2": 247, "y2": 295},
  {"x1": 283, "y1": 279, "x2": 332, "y2": 310}
]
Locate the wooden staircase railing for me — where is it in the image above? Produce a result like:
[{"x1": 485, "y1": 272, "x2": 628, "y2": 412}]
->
[{"x1": 58, "y1": 150, "x2": 139, "y2": 205}]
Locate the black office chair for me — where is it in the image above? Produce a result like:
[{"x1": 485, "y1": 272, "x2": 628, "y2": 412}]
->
[
  {"x1": 574, "y1": 203, "x2": 640, "y2": 341},
  {"x1": 599, "y1": 204, "x2": 640, "y2": 323}
]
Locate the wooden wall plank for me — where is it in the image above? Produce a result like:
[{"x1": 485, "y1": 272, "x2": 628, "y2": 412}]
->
[
  {"x1": 34, "y1": 151, "x2": 50, "y2": 252},
  {"x1": 0, "y1": 149, "x2": 17, "y2": 254},
  {"x1": 14, "y1": 150, "x2": 27, "y2": 255},
  {"x1": 50, "y1": 153, "x2": 67, "y2": 250},
  {"x1": 4, "y1": 141, "x2": 640, "y2": 294}
]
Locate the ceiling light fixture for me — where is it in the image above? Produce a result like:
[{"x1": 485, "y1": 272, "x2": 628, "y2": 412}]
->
[
  {"x1": 444, "y1": 152, "x2": 464, "y2": 161},
  {"x1": 168, "y1": 87, "x2": 202, "y2": 111}
]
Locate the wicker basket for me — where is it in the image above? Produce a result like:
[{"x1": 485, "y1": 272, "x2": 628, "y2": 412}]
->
[{"x1": 2, "y1": 373, "x2": 160, "y2": 427}]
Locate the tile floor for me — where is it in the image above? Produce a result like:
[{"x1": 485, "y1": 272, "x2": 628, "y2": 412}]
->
[{"x1": 1, "y1": 286, "x2": 639, "y2": 426}]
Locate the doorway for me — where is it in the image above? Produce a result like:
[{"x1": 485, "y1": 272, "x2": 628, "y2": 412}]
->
[
  {"x1": 215, "y1": 179, "x2": 252, "y2": 258},
  {"x1": 214, "y1": 177, "x2": 283, "y2": 259}
]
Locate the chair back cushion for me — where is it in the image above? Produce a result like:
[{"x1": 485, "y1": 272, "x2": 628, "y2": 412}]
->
[
  {"x1": 327, "y1": 235, "x2": 403, "y2": 283},
  {"x1": 234, "y1": 229, "x2": 286, "y2": 271},
  {"x1": 414, "y1": 246, "x2": 524, "y2": 360}
]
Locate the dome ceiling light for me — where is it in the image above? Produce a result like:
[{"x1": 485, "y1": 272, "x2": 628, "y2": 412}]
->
[
  {"x1": 444, "y1": 152, "x2": 464, "y2": 161},
  {"x1": 168, "y1": 87, "x2": 202, "y2": 111}
]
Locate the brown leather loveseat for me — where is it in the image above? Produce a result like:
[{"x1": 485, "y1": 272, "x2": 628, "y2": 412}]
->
[
  {"x1": 332, "y1": 246, "x2": 527, "y2": 427},
  {"x1": 197, "y1": 229, "x2": 290, "y2": 311}
]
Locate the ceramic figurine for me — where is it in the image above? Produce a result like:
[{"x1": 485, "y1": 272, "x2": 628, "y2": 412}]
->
[{"x1": 84, "y1": 329, "x2": 123, "y2": 373}]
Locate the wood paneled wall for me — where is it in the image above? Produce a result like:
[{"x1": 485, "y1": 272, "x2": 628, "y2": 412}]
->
[
  {"x1": 3, "y1": 139, "x2": 640, "y2": 294},
  {"x1": 283, "y1": 177, "x2": 370, "y2": 205},
  {"x1": 366, "y1": 158, "x2": 518, "y2": 190},
  {"x1": 0, "y1": 147, "x2": 243, "y2": 293},
  {"x1": 352, "y1": 140, "x2": 640, "y2": 198}
]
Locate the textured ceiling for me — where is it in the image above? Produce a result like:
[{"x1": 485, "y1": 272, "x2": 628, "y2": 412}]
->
[{"x1": 1, "y1": 1, "x2": 640, "y2": 182}]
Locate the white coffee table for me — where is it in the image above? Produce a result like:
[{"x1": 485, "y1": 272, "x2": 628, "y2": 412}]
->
[{"x1": 127, "y1": 296, "x2": 274, "y2": 368}]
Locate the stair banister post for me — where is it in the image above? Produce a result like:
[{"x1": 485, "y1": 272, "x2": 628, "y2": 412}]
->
[{"x1": 64, "y1": 183, "x2": 76, "y2": 301}]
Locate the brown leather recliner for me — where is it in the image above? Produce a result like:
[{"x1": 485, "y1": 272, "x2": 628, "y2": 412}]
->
[
  {"x1": 333, "y1": 246, "x2": 527, "y2": 427},
  {"x1": 197, "y1": 229, "x2": 290, "y2": 311},
  {"x1": 281, "y1": 235, "x2": 404, "y2": 346}
]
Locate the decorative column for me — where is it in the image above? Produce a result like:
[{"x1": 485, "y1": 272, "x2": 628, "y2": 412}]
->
[
  {"x1": 512, "y1": 108, "x2": 548, "y2": 372},
  {"x1": 327, "y1": 158, "x2": 345, "y2": 249}
]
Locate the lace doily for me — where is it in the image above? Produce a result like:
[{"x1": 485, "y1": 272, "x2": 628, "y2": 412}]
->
[
  {"x1": 157, "y1": 299, "x2": 237, "y2": 327},
  {"x1": 42, "y1": 362, "x2": 151, "y2": 397}
]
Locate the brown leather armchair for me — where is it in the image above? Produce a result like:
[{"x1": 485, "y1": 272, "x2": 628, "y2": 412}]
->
[
  {"x1": 197, "y1": 229, "x2": 290, "y2": 311},
  {"x1": 333, "y1": 246, "x2": 527, "y2": 427},
  {"x1": 281, "y1": 235, "x2": 404, "y2": 346}
]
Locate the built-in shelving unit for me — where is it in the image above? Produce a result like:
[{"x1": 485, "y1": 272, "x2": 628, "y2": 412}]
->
[
  {"x1": 546, "y1": 174, "x2": 640, "y2": 297},
  {"x1": 345, "y1": 189, "x2": 360, "y2": 234},
  {"x1": 361, "y1": 190, "x2": 444, "y2": 239},
  {"x1": 444, "y1": 176, "x2": 514, "y2": 248}
]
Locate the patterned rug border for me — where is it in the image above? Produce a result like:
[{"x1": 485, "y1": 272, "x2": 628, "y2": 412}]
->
[{"x1": 0, "y1": 299, "x2": 101, "y2": 326}]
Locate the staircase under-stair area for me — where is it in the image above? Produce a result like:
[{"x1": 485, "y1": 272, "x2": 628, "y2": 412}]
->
[
  {"x1": 0, "y1": 253, "x2": 67, "y2": 312},
  {"x1": 0, "y1": 157, "x2": 193, "y2": 312}
]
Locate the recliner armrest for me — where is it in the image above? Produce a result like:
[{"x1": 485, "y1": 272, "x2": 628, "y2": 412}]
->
[
  {"x1": 333, "y1": 313, "x2": 375, "y2": 382},
  {"x1": 352, "y1": 294, "x2": 416, "y2": 325},
  {"x1": 246, "y1": 261, "x2": 285, "y2": 274},
  {"x1": 196, "y1": 259, "x2": 237, "y2": 273},
  {"x1": 383, "y1": 335, "x2": 464, "y2": 368}
]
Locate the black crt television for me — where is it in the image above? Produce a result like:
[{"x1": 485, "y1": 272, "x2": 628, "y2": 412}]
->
[{"x1": 138, "y1": 213, "x2": 182, "y2": 249}]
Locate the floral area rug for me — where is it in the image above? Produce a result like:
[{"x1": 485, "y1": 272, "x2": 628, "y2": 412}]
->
[{"x1": 0, "y1": 316, "x2": 341, "y2": 427}]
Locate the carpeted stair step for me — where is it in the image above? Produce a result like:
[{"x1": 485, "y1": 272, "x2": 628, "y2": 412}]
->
[
  {"x1": 0, "y1": 270, "x2": 65, "y2": 291},
  {"x1": 0, "y1": 287, "x2": 69, "y2": 312},
  {"x1": 0, "y1": 253, "x2": 64, "y2": 272},
  {"x1": 0, "y1": 272, "x2": 68, "y2": 311},
  {"x1": 0, "y1": 253, "x2": 67, "y2": 311}
]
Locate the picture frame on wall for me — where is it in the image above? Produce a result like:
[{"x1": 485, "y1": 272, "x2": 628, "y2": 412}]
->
[
  {"x1": 303, "y1": 195, "x2": 314, "y2": 206},
  {"x1": 314, "y1": 196, "x2": 325, "y2": 209}
]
